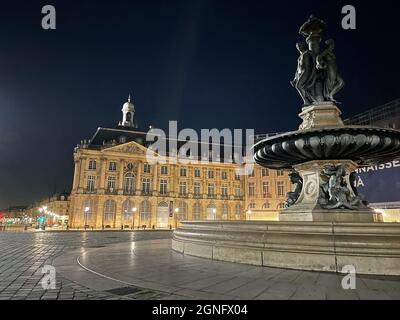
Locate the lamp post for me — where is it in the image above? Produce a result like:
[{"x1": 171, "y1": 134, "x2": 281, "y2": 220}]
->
[
  {"x1": 132, "y1": 207, "x2": 137, "y2": 229},
  {"x1": 84, "y1": 206, "x2": 90, "y2": 230},
  {"x1": 174, "y1": 208, "x2": 179, "y2": 229},
  {"x1": 246, "y1": 210, "x2": 252, "y2": 221}
]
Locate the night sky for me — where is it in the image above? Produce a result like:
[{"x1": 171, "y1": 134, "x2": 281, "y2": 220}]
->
[{"x1": 0, "y1": 0, "x2": 399, "y2": 208}]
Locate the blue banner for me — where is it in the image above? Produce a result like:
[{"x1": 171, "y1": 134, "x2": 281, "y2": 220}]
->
[{"x1": 353, "y1": 160, "x2": 400, "y2": 204}]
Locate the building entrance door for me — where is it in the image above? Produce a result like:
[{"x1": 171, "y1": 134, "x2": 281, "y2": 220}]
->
[{"x1": 157, "y1": 203, "x2": 169, "y2": 229}]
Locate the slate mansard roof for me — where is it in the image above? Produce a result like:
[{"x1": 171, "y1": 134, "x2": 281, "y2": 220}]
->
[{"x1": 75, "y1": 126, "x2": 247, "y2": 163}]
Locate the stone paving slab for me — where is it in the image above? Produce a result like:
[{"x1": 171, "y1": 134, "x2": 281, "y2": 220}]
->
[{"x1": 1, "y1": 231, "x2": 400, "y2": 300}]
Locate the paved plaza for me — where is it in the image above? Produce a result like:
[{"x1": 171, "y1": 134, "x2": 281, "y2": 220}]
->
[{"x1": 0, "y1": 231, "x2": 399, "y2": 300}]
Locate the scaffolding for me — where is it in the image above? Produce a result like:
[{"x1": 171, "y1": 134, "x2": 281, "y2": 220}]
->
[{"x1": 344, "y1": 99, "x2": 400, "y2": 126}]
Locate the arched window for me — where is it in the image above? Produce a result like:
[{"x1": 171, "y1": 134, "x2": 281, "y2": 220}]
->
[
  {"x1": 262, "y1": 202, "x2": 270, "y2": 209},
  {"x1": 83, "y1": 199, "x2": 94, "y2": 224},
  {"x1": 177, "y1": 201, "x2": 188, "y2": 221},
  {"x1": 104, "y1": 200, "x2": 116, "y2": 221},
  {"x1": 122, "y1": 200, "x2": 135, "y2": 220},
  {"x1": 206, "y1": 203, "x2": 217, "y2": 221},
  {"x1": 193, "y1": 202, "x2": 201, "y2": 220},
  {"x1": 235, "y1": 204, "x2": 242, "y2": 220},
  {"x1": 222, "y1": 204, "x2": 229, "y2": 220},
  {"x1": 278, "y1": 203, "x2": 286, "y2": 209},
  {"x1": 140, "y1": 200, "x2": 151, "y2": 222},
  {"x1": 124, "y1": 173, "x2": 135, "y2": 195}
]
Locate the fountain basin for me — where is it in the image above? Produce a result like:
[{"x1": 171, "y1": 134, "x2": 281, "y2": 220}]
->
[
  {"x1": 173, "y1": 220, "x2": 400, "y2": 275},
  {"x1": 253, "y1": 126, "x2": 400, "y2": 169}
]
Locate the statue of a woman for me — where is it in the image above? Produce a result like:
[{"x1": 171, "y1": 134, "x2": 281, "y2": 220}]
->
[
  {"x1": 291, "y1": 42, "x2": 317, "y2": 105},
  {"x1": 316, "y1": 39, "x2": 344, "y2": 103}
]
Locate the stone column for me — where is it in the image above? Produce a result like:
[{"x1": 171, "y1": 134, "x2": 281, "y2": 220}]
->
[
  {"x1": 118, "y1": 160, "x2": 125, "y2": 195},
  {"x1": 98, "y1": 158, "x2": 107, "y2": 194},
  {"x1": 72, "y1": 159, "x2": 81, "y2": 191},
  {"x1": 152, "y1": 164, "x2": 158, "y2": 196},
  {"x1": 136, "y1": 162, "x2": 142, "y2": 195}
]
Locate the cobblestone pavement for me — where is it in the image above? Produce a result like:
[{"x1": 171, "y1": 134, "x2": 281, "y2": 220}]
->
[
  {"x1": 0, "y1": 231, "x2": 172, "y2": 300},
  {"x1": 1, "y1": 230, "x2": 400, "y2": 300}
]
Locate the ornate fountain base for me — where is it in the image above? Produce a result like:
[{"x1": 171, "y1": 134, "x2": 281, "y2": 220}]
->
[{"x1": 279, "y1": 160, "x2": 379, "y2": 222}]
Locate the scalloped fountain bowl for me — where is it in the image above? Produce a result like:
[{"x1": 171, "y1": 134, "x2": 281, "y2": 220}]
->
[{"x1": 253, "y1": 126, "x2": 400, "y2": 169}]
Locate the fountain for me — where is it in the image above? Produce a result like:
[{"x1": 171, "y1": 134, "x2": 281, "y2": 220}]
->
[{"x1": 173, "y1": 16, "x2": 400, "y2": 275}]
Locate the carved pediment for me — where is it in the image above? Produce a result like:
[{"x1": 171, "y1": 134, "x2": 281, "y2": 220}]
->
[{"x1": 103, "y1": 141, "x2": 148, "y2": 155}]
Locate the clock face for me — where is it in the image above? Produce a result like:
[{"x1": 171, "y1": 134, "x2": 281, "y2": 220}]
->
[{"x1": 127, "y1": 163, "x2": 134, "y2": 170}]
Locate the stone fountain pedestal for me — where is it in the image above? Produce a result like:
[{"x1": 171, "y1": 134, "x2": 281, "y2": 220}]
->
[{"x1": 279, "y1": 160, "x2": 377, "y2": 222}]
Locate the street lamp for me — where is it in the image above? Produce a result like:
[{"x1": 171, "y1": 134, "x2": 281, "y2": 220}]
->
[
  {"x1": 84, "y1": 206, "x2": 90, "y2": 230},
  {"x1": 131, "y1": 207, "x2": 137, "y2": 229}
]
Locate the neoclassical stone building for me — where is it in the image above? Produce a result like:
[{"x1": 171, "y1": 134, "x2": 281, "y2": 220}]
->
[{"x1": 69, "y1": 97, "x2": 290, "y2": 229}]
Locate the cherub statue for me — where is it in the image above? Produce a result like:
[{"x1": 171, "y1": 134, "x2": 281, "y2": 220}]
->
[
  {"x1": 285, "y1": 171, "x2": 303, "y2": 208},
  {"x1": 319, "y1": 165, "x2": 364, "y2": 210}
]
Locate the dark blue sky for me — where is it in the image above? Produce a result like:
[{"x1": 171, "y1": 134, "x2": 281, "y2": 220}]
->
[{"x1": 0, "y1": 0, "x2": 399, "y2": 208}]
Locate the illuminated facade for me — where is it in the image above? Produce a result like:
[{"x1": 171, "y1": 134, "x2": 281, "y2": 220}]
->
[{"x1": 69, "y1": 97, "x2": 290, "y2": 229}]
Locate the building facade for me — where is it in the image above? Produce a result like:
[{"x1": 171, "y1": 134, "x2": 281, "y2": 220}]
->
[
  {"x1": 69, "y1": 97, "x2": 290, "y2": 229},
  {"x1": 25, "y1": 193, "x2": 70, "y2": 226}
]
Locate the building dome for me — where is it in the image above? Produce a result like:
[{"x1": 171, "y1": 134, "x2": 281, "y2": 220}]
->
[
  {"x1": 122, "y1": 95, "x2": 135, "y2": 112},
  {"x1": 118, "y1": 94, "x2": 138, "y2": 129}
]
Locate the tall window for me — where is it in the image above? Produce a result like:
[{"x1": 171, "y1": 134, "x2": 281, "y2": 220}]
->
[
  {"x1": 277, "y1": 169, "x2": 284, "y2": 177},
  {"x1": 222, "y1": 204, "x2": 229, "y2": 220},
  {"x1": 177, "y1": 201, "x2": 187, "y2": 221},
  {"x1": 235, "y1": 185, "x2": 241, "y2": 197},
  {"x1": 235, "y1": 173, "x2": 241, "y2": 181},
  {"x1": 122, "y1": 200, "x2": 134, "y2": 220},
  {"x1": 160, "y1": 179, "x2": 168, "y2": 195},
  {"x1": 103, "y1": 200, "x2": 116, "y2": 221},
  {"x1": 142, "y1": 178, "x2": 151, "y2": 194},
  {"x1": 124, "y1": 173, "x2": 135, "y2": 195},
  {"x1": 248, "y1": 183, "x2": 255, "y2": 197},
  {"x1": 262, "y1": 168, "x2": 269, "y2": 177},
  {"x1": 194, "y1": 168, "x2": 201, "y2": 178},
  {"x1": 193, "y1": 203, "x2": 201, "y2": 220},
  {"x1": 277, "y1": 181, "x2": 285, "y2": 196},
  {"x1": 221, "y1": 171, "x2": 228, "y2": 180},
  {"x1": 221, "y1": 184, "x2": 228, "y2": 197},
  {"x1": 263, "y1": 182, "x2": 269, "y2": 197},
  {"x1": 140, "y1": 200, "x2": 151, "y2": 222},
  {"x1": 194, "y1": 182, "x2": 201, "y2": 196},
  {"x1": 179, "y1": 181, "x2": 187, "y2": 195},
  {"x1": 107, "y1": 176, "x2": 116, "y2": 191},
  {"x1": 208, "y1": 170, "x2": 214, "y2": 179},
  {"x1": 88, "y1": 160, "x2": 96, "y2": 170},
  {"x1": 208, "y1": 183, "x2": 215, "y2": 197},
  {"x1": 161, "y1": 166, "x2": 168, "y2": 175},
  {"x1": 143, "y1": 163, "x2": 151, "y2": 173},
  {"x1": 180, "y1": 167, "x2": 187, "y2": 177},
  {"x1": 86, "y1": 176, "x2": 96, "y2": 192},
  {"x1": 109, "y1": 162, "x2": 117, "y2": 171}
]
